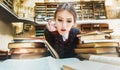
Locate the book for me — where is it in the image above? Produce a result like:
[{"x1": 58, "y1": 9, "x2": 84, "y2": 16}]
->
[
  {"x1": 9, "y1": 37, "x2": 60, "y2": 59},
  {"x1": 77, "y1": 29, "x2": 113, "y2": 37},
  {"x1": 8, "y1": 42, "x2": 45, "y2": 48},
  {"x1": 0, "y1": 56, "x2": 80, "y2": 70},
  {"x1": 44, "y1": 40, "x2": 59, "y2": 59},
  {"x1": 75, "y1": 47, "x2": 117, "y2": 54},
  {"x1": 11, "y1": 53, "x2": 47, "y2": 59},
  {"x1": 77, "y1": 42, "x2": 119, "y2": 48},
  {"x1": 1, "y1": 56, "x2": 120, "y2": 70},
  {"x1": 89, "y1": 55, "x2": 120, "y2": 66},
  {"x1": 82, "y1": 39, "x2": 119, "y2": 43},
  {"x1": 76, "y1": 53, "x2": 119, "y2": 60},
  {"x1": 13, "y1": 38, "x2": 44, "y2": 43},
  {"x1": 63, "y1": 60, "x2": 120, "y2": 70},
  {"x1": 0, "y1": 50, "x2": 8, "y2": 60},
  {"x1": 10, "y1": 48, "x2": 47, "y2": 54},
  {"x1": 0, "y1": 50, "x2": 8, "y2": 55},
  {"x1": 79, "y1": 34, "x2": 108, "y2": 41},
  {"x1": 0, "y1": 56, "x2": 60, "y2": 70}
]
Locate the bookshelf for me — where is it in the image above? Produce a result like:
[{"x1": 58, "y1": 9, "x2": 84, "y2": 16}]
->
[
  {"x1": 13, "y1": 0, "x2": 34, "y2": 20},
  {"x1": 78, "y1": 2, "x2": 94, "y2": 20},
  {"x1": 46, "y1": 3, "x2": 57, "y2": 20},
  {"x1": 0, "y1": 0, "x2": 35, "y2": 22},
  {"x1": 1, "y1": 0, "x2": 13, "y2": 10},
  {"x1": 35, "y1": 3, "x2": 46, "y2": 22},
  {"x1": 79, "y1": 23, "x2": 109, "y2": 32},
  {"x1": 93, "y1": 1, "x2": 106, "y2": 19},
  {"x1": 35, "y1": 1, "x2": 106, "y2": 22},
  {"x1": 0, "y1": 0, "x2": 18, "y2": 22},
  {"x1": 35, "y1": 2, "x2": 58, "y2": 22},
  {"x1": 35, "y1": 24, "x2": 46, "y2": 37},
  {"x1": 73, "y1": 1, "x2": 106, "y2": 20}
]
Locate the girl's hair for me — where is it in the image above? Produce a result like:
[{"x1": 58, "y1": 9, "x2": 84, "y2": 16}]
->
[{"x1": 54, "y1": 3, "x2": 77, "y2": 23}]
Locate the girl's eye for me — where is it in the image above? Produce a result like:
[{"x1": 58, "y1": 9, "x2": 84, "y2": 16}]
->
[
  {"x1": 67, "y1": 21, "x2": 72, "y2": 23},
  {"x1": 58, "y1": 19, "x2": 62, "y2": 22}
]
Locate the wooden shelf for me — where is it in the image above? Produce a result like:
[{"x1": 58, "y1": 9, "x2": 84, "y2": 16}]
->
[
  {"x1": 35, "y1": 1, "x2": 106, "y2": 21},
  {"x1": 0, "y1": 1, "x2": 34, "y2": 23},
  {"x1": 78, "y1": 23, "x2": 109, "y2": 32}
]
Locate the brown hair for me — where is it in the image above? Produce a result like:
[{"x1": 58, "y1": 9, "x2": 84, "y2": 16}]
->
[{"x1": 54, "y1": 3, "x2": 77, "y2": 23}]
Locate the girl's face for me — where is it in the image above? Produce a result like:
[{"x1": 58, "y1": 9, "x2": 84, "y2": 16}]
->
[{"x1": 54, "y1": 10, "x2": 75, "y2": 35}]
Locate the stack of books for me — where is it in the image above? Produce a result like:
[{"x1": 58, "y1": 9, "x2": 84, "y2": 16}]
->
[
  {"x1": 8, "y1": 37, "x2": 47, "y2": 59},
  {"x1": 0, "y1": 50, "x2": 8, "y2": 60},
  {"x1": 75, "y1": 29, "x2": 120, "y2": 59}
]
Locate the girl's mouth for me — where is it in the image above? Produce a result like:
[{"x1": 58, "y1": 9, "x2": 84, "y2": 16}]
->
[{"x1": 61, "y1": 29, "x2": 66, "y2": 31}]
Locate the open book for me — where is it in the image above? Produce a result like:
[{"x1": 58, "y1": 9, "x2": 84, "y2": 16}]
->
[
  {"x1": 89, "y1": 55, "x2": 120, "y2": 66},
  {"x1": 43, "y1": 36, "x2": 59, "y2": 59},
  {"x1": 63, "y1": 60, "x2": 120, "y2": 70},
  {"x1": 63, "y1": 55, "x2": 120, "y2": 70},
  {"x1": 44, "y1": 40, "x2": 59, "y2": 59},
  {"x1": 0, "y1": 56, "x2": 80, "y2": 70},
  {"x1": 1, "y1": 55, "x2": 120, "y2": 70}
]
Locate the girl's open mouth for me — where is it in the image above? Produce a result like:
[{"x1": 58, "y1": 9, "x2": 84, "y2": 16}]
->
[{"x1": 61, "y1": 29, "x2": 66, "y2": 31}]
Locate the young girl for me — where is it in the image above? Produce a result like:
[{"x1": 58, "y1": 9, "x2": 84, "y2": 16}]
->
[{"x1": 44, "y1": 3, "x2": 80, "y2": 58}]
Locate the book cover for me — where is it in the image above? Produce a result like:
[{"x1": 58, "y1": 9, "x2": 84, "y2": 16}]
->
[
  {"x1": 75, "y1": 47, "x2": 117, "y2": 54},
  {"x1": 77, "y1": 42, "x2": 119, "y2": 48}
]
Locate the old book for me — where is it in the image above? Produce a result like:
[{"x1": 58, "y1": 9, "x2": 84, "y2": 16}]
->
[
  {"x1": 77, "y1": 29, "x2": 113, "y2": 37},
  {"x1": 9, "y1": 37, "x2": 59, "y2": 59},
  {"x1": 8, "y1": 42, "x2": 45, "y2": 48},
  {"x1": 0, "y1": 56, "x2": 80, "y2": 70},
  {"x1": 82, "y1": 39, "x2": 119, "y2": 43},
  {"x1": 76, "y1": 53, "x2": 119, "y2": 60},
  {"x1": 89, "y1": 55, "x2": 120, "y2": 66},
  {"x1": 0, "y1": 56, "x2": 60, "y2": 70},
  {"x1": 0, "y1": 50, "x2": 8, "y2": 60},
  {"x1": 95, "y1": 53, "x2": 119, "y2": 57},
  {"x1": 75, "y1": 47, "x2": 117, "y2": 54},
  {"x1": 13, "y1": 37, "x2": 45, "y2": 42},
  {"x1": 11, "y1": 53, "x2": 46, "y2": 59},
  {"x1": 10, "y1": 48, "x2": 47, "y2": 54},
  {"x1": 0, "y1": 50, "x2": 8, "y2": 56},
  {"x1": 79, "y1": 34, "x2": 108, "y2": 41},
  {"x1": 77, "y1": 42, "x2": 119, "y2": 48},
  {"x1": 101, "y1": 29, "x2": 113, "y2": 34},
  {"x1": 63, "y1": 60, "x2": 120, "y2": 70},
  {"x1": 44, "y1": 40, "x2": 59, "y2": 59}
]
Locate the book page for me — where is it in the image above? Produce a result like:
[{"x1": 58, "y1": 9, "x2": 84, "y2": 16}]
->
[
  {"x1": 89, "y1": 55, "x2": 120, "y2": 66},
  {"x1": 56, "y1": 58, "x2": 80, "y2": 68},
  {"x1": 83, "y1": 39, "x2": 119, "y2": 43},
  {"x1": 63, "y1": 60, "x2": 120, "y2": 70},
  {"x1": 0, "y1": 56, "x2": 60, "y2": 70}
]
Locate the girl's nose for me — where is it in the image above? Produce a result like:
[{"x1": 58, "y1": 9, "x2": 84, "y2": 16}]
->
[{"x1": 62, "y1": 22, "x2": 66, "y2": 28}]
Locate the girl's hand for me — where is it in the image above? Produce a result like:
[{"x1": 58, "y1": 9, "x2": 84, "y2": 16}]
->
[{"x1": 47, "y1": 20, "x2": 57, "y2": 32}]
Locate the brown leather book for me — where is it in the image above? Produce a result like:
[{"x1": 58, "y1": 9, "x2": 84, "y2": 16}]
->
[
  {"x1": 77, "y1": 42, "x2": 119, "y2": 48},
  {"x1": 77, "y1": 29, "x2": 113, "y2": 37},
  {"x1": 79, "y1": 34, "x2": 109, "y2": 41},
  {"x1": 11, "y1": 53, "x2": 46, "y2": 59},
  {"x1": 75, "y1": 47, "x2": 117, "y2": 54},
  {"x1": 8, "y1": 42, "x2": 45, "y2": 48},
  {"x1": 11, "y1": 48, "x2": 47, "y2": 54},
  {"x1": 76, "y1": 53, "x2": 119, "y2": 60}
]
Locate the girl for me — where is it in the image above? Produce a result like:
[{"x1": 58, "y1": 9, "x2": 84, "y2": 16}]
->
[{"x1": 44, "y1": 3, "x2": 80, "y2": 58}]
